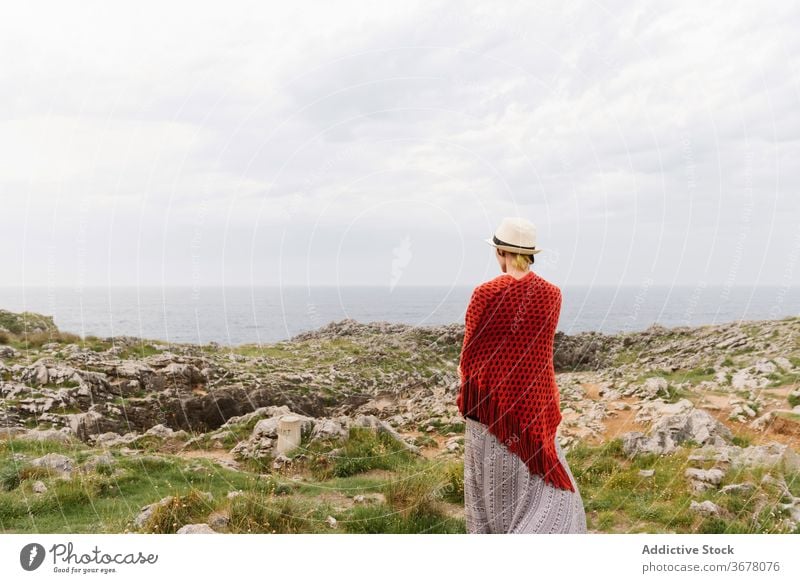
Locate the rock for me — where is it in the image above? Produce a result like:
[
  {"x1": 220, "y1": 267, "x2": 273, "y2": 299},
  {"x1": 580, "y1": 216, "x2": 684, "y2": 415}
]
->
[
  {"x1": 230, "y1": 411, "x2": 313, "y2": 461},
  {"x1": 143, "y1": 424, "x2": 189, "y2": 441},
  {"x1": 68, "y1": 410, "x2": 126, "y2": 442},
  {"x1": 639, "y1": 377, "x2": 668, "y2": 400},
  {"x1": 685, "y1": 467, "x2": 725, "y2": 492},
  {"x1": 22, "y1": 361, "x2": 50, "y2": 385},
  {"x1": 176, "y1": 523, "x2": 217, "y2": 534},
  {"x1": 731, "y1": 369, "x2": 768, "y2": 390},
  {"x1": 0, "y1": 346, "x2": 18, "y2": 359},
  {"x1": 687, "y1": 442, "x2": 800, "y2": 472},
  {"x1": 30, "y1": 453, "x2": 73, "y2": 476},
  {"x1": 352, "y1": 415, "x2": 420, "y2": 454},
  {"x1": 178, "y1": 384, "x2": 328, "y2": 431},
  {"x1": 92, "y1": 432, "x2": 132, "y2": 447},
  {"x1": 81, "y1": 453, "x2": 115, "y2": 472},
  {"x1": 0, "y1": 427, "x2": 28, "y2": 439},
  {"x1": 689, "y1": 500, "x2": 723, "y2": 516},
  {"x1": 0, "y1": 310, "x2": 58, "y2": 335},
  {"x1": 310, "y1": 417, "x2": 349, "y2": 441},
  {"x1": 161, "y1": 363, "x2": 206, "y2": 388},
  {"x1": 634, "y1": 399, "x2": 694, "y2": 424},
  {"x1": 272, "y1": 454, "x2": 292, "y2": 470},
  {"x1": 353, "y1": 492, "x2": 386, "y2": 504},
  {"x1": 715, "y1": 334, "x2": 748, "y2": 350},
  {"x1": 17, "y1": 428, "x2": 75, "y2": 444},
  {"x1": 252, "y1": 414, "x2": 313, "y2": 440},
  {"x1": 720, "y1": 483, "x2": 754, "y2": 495},
  {"x1": 730, "y1": 443, "x2": 800, "y2": 471},
  {"x1": 638, "y1": 469, "x2": 655, "y2": 478},
  {"x1": 325, "y1": 515, "x2": 338, "y2": 528},
  {"x1": 114, "y1": 361, "x2": 164, "y2": 393},
  {"x1": 729, "y1": 404, "x2": 756, "y2": 421},
  {"x1": 749, "y1": 411, "x2": 776, "y2": 431},
  {"x1": 207, "y1": 512, "x2": 229, "y2": 530},
  {"x1": 685, "y1": 467, "x2": 725, "y2": 485},
  {"x1": 135, "y1": 496, "x2": 175, "y2": 529},
  {"x1": 220, "y1": 405, "x2": 292, "y2": 429},
  {"x1": 445, "y1": 436, "x2": 462, "y2": 452},
  {"x1": 622, "y1": 407, "x2": 732, "y2": 457},
  {"x1": 753, "y1": 358, "x2": 777, "y2": 375},
  {"x1": 759, "y1": 474, "x2": 800, "y2": 526}
]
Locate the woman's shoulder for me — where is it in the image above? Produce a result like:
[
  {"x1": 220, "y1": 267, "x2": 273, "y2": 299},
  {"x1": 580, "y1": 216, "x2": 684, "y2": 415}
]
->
[
  {"x1": 473, "y1": 275, "x2": 513, "y2": 296},
  {"x1": 525, "y1": 271, "x2": 560, "y2": 292}
]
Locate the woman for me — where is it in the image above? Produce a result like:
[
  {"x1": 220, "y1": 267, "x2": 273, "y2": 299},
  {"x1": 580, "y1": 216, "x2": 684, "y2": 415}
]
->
[{"x1": 456, "y1": 217, "x2": 587, "y2": 534}]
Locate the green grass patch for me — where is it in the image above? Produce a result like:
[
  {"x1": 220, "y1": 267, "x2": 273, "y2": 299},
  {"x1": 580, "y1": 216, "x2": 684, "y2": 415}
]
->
[
  {"x1": 306, "y1": 426, "x2": 417, "y2": 480},
  {"x1": 227, "y1": 492, "x2": 332, "y2": 533},
  {"x1": 137, "y1": 488, "x2": 217, "y2": 533},
  {"x1": 731, "y1": 435, "x2": 752, "y2": 447},
  {"x1": 565, "y1": 437, "x2": 799, "y2": 533},
  {"x1": 342, "y1": 502, "x2": 464, "y2": 534},
  {"x1": 655, "y1": 383, "x2": 692, "y2": 403},
  {"x1": 116, "y1": 344, "x2": 163, "y2": 360}
]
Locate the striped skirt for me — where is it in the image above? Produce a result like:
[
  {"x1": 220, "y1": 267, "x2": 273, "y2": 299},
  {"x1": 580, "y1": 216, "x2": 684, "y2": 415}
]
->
[{"x1": 463, "y1": 416, "x2": 588, "y2": 533}]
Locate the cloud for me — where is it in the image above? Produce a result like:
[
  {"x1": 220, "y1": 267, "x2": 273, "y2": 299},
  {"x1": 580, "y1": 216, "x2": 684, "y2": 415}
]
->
[{"x1": 0, "y1": 0, "x2": 798, "y2": 287}]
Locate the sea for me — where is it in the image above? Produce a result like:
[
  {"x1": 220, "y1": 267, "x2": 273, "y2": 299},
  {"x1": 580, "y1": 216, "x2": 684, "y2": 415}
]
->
[{"x1": 0, "y1": 284, "x2": 798, "y2": 346}]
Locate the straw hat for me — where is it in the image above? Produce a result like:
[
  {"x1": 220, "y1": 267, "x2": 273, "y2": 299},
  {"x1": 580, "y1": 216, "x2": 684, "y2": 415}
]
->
[{"x1": 484, "y1": 217, "x2": 542, "y2": 255}]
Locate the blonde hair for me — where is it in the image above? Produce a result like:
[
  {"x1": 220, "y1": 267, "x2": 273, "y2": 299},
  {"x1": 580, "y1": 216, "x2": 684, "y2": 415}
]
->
[
  {"x1": 500, "y1": 249, "x2": 533, "y2": 271},
  {"x1": 511, "y1": 253, "x2": 532, "y2": 271}
]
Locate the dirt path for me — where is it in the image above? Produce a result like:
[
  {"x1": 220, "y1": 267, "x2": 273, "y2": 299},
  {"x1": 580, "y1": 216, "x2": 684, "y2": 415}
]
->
[
  {"x1": 579, "y1": 381, "x2": 800, "y2": 450},
  {"x1": 175, "y1": 448, "x2": 242, "y2": 470}
]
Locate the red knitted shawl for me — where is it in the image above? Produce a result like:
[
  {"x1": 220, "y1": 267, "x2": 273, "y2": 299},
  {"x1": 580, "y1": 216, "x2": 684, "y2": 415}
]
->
[{"x1": 456, "y1": 270, "x2": 574, "y2": 492}]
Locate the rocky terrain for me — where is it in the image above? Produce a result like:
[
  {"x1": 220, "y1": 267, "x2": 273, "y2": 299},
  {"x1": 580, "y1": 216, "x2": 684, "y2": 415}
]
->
[{"x1": 1, "y1": 308, "x2": 799, "y2": 534}]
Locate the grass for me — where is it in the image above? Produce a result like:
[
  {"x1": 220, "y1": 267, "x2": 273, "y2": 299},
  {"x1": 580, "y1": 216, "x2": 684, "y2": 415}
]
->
[
  {"x1": 655, "y1": 383, "x2": 692, "y2": 404},
  {"x1": 0, "y1": 435, "x2": 288, "y2": 533},
  {"x1": 304, "y1": 426, "x2": 418, "y2": 480},
  {"x1": 416, "y1": 418, "x2": 465, "y2": 435},
  {"x1": 5, "y1": 427, "x2": 798, "y2": 534},
  {"x1": 765, "y1": 369, "x2": 799, "y2": 389},
  {"x1": 385, "y1": 466, "x2": 445, "y2": 518},
  {"x1": 660, "y1": 367, "x2": 717, "y2": 386},
  {"x1": 774, "y1": 411, "x2": 800, "y2": 423},
  {"x1": 116, "y1": 344, "x2": 163, "y2": 360},
  {"x1": 0, "y1": 311, "x2": 57, "y2": 336},
  {"x1": 342, "y1": 502, "x2": 464, "y2": 534},
  {"x1": 437, "y1": 460, "x2": 464, "y2": 504},
  {"x1": 11, "y1": 331, "x2": 83, "y2": 350},
  {"x1": 137, "y1": 488, "x2": 217, "y2": 533},
  {"x1": 183, "y1": 418, "x2": 263, "y2": 451},
  {"x1": 731, "y1": 435, "x2": 752, "y2": 447},
  {"x1": 0, "y1": 421, "x2": 468, "y2": 534},
  {"x1": 232, "y1": 342, "x2": 301, "y2": 359},
  {"x1": 228, "y1": 492, "x2": 331, "y2": 533},
  {"x1": 613, "y1": 348, "x2": 640, "y2": 366},
  {"x1": 566, "y1": 437, "x2": 800, "y2": 533}
]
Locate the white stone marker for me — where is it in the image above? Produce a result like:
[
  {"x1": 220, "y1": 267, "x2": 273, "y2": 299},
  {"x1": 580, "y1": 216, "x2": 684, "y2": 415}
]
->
[{"x1": 276, "y1": 415, "x2": 302, "y2": 455}]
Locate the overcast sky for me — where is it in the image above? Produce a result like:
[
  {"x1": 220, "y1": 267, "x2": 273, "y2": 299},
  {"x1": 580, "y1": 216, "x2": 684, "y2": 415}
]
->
[{"x1": 1, "y1": 0, "x2": 798, "y2": 289}]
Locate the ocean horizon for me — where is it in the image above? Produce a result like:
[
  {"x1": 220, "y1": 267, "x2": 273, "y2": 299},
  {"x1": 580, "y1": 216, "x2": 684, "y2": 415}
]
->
[{"x1": 0, "y1": 284, "x2": 798, "y2": 346}]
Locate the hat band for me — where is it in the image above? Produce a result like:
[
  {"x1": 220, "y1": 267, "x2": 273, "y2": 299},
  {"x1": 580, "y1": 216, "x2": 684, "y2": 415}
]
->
[{"x1": 493, "y1": 235, "x2": 537, "y2": 251}]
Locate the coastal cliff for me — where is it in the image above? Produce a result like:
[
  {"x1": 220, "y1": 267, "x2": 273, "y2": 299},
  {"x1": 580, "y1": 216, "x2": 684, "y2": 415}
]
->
[{"x1": 1, "y1": 310, "x2": 799, "y2": 534}]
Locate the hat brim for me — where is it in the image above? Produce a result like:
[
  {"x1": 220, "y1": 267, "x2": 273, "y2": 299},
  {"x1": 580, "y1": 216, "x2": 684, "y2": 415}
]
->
[{"x1": 484, "y1": 238, "x2": 542, "y2": 254}]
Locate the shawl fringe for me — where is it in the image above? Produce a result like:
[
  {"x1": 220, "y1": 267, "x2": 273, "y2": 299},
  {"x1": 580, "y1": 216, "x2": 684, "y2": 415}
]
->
[{"x1": 460, "y1": 377, "x2": 575, "y2": 492}]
